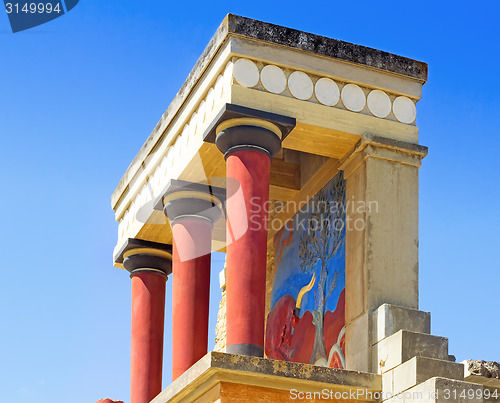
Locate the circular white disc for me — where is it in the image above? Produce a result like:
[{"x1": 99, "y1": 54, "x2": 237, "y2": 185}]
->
[
  {"x1": 341, "y1": 83, "x2": 366, "y2": 112},
  {"x1": 288, "y1": 71, "x2": 313, "y2": 100},
  {"x1": 315, "y1": 77, "x2": 340, "y2": 106},
  {"x1": 393, "y1": 96, "x2": 417, "y2": 124},
  {"x1": 260, "y1": 65, "x2": 286, "y2": 94},
  {"x1": 367, "y1": 89, "x2": 391, "y2": 118},
  {"x1": 233, "y1": 58, "x2": 259, "y2": 88}
]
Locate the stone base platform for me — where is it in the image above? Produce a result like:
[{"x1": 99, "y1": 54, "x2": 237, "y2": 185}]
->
[{"x1": 151, "y1": 352, "x2": 381, "y2": 402}]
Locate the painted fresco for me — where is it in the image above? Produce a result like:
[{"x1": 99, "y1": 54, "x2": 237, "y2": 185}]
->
[{"x1": 265, "y1": 173, "x2": 346, "y2": 368}]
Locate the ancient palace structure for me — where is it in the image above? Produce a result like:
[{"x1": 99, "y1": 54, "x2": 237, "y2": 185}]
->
[{"x1": 97, "y1": 14, "x2": 499, "y2": 403}]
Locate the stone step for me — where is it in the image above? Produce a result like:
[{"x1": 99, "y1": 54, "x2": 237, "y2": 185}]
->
[
  {"x1": 383, "y1": 357, "x2": 464, "y2": 396},
  {"x1": 373, "y1": 330, "x2": 449, "y2": 373},
  {"x1": 373, "y1": 304, "x2": 431, "y2": 344},
  {"x1": 385, "y1": 377, "x2": 484, "y2": 403}
]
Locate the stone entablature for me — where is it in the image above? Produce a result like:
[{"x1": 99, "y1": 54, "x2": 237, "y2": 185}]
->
[{"x1": 111, "y1": 14, "x2": 428, "y2": 264}]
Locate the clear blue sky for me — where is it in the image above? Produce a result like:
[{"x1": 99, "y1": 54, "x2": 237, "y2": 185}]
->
[{"x1": 1, "y1": 1, "x2": 498, "y2": 402}]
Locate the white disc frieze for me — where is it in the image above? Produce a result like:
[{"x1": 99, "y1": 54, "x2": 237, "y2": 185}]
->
[
  {"x1": 260, "y1": 65, "x2": 286, "y2": 94},
  {"x1": 367, "y1": 90, "x2": 391, "y2": 118},
  {"x1": 341, "y1": 83, "x2": 366, "y2": 112},
  {"x1": 315, "y1": 77, "x2": 340, "y2": 106},
  {"x1": 288, "y1": 71, "x2": 313, "y2": 100},
  {"x1": 393, "y1": 96, "x2": 417, "y2": 124},
  {"x1": 233, "y1": 58, "x2": 259, "y2": 88}
]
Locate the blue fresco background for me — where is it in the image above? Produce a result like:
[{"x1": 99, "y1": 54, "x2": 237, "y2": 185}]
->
[{"x1": 271, "y1": 174, "x2": 346, "y2": 318}]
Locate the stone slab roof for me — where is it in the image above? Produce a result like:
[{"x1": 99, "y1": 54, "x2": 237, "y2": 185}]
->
[{"x1": 225, "y1": 14, "x2": 427, "y2": 81}]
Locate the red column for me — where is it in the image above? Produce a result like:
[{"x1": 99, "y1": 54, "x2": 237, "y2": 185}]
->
[
  {"x1": 171, "y1": 217, "x2": 212, "y2": 380},
  {"x1": 225, "y1": 149, "x2": 271, "y2": 357},
  {"x1": 211, "y1": 113, "x2": 291, "y2": 356},
  {"x1": 130, "y1": 271, "x2": 166, "y2": 403},
  {"x1": 96, "y1": 400, "x2": 124, "y2": 403},
  {"x1": 118, "y1": 240, "x2": 171, "y2": 403}
]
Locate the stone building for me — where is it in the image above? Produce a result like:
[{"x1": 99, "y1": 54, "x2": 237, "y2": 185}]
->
[{"x1": 97, "y1": 14, "x2": 499, "y2": 403}]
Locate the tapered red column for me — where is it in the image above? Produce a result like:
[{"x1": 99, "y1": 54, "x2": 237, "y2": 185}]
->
[
  {"x1": 226, "y1": 149, "x2": 271, "y2": 356},
  {"x1": 171, "y1": 217, "x2": 212, "y2": 380},
  {"x1": 119, "y1": 240, "x2": 172, "y2": 403},
  {"x1": 130, "y1": 272, "x2": 165, "y2": 403},
  {"x1": 161, "y1": 181, "x2": 224, "y2": 379},
  {"x1": 215, "y1": 119, "x2": 283, "y2": 357}
]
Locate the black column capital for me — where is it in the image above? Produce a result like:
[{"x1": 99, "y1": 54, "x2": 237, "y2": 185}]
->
[
  {"x1": 114, "y1": 238, "x2": 173, "y2": 278},
  {"x1": 202, "y1": 103, "x2": 296, "y2": 159},
  {"x1": 153, "y1": 179, "x2": 225, "y2": 226}
]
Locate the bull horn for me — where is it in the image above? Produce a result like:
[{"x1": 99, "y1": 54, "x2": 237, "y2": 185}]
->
[{"x1": 296, "y1": 272, "x2": 316, "y2": 309}]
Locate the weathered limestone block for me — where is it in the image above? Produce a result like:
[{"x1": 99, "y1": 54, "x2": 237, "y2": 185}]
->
[
  {"x1": 347, "y1": 304, "x2": 432, "y2": 373},
  {"x1": 348, "y1": 347, "x2": 372, "y2": 374},
  {"x1": 343, "y1": 140, "x2": 426, "y2": 326},
  {"x1": 214, "y1": 288, "x2": 226, "y2": 353},
  {"x1": 382, "y1": 357, "x2": 463, "y2": 396},
  {"x1": 346, "y1": 311, "x2": 372, "y2": 372},
  {"x1": 463, "y1": 360, "x2": 500, "y2": 390},
  {"x1": 343, "y1": 139, "x2": 426, "y2": 373},
  {"x1": 465, "y1": 360, "x2": 500, "y2": 379},
  {"x1": 214, "y1": 266, "x2": 227, "y2": 353},
  {"x1": 400, "y1": 377, "x2": 483, "y2": 403},
  {"x1": 373, "y1": 330, "x2": 448, "y2": 374},
  {"x1": 374, "y1": 304, "x2": 430, "y2": 344},
  {"x1": 151, "y1": 352, "x2": 381, "y2": 403}
]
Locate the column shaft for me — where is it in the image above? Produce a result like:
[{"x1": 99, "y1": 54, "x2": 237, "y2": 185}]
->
[
  {"x1": 130, "y1": 271, "x2": 166, "y2": 403},
  {"x1": 172, "y1": 217, "x2": 212, "y2": 380},
  {"x1": 225, "y1": 149, "x2": 271, "y2": 356}
]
